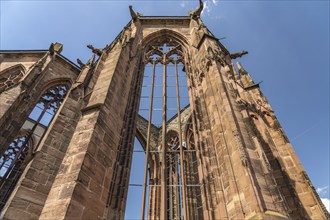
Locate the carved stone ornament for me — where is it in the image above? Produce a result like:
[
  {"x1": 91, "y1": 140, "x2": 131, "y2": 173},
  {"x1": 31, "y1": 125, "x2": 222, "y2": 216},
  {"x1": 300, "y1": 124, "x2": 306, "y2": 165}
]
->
[
  {"x1": 129, "y1": 5, "x2": 142, "y2": 21},
  {"x1": 233, "y1": 130, "x2": 248, "y2": 166},
  {"x1": 49, "y1": 42, "x2": 63, "y2": 55},
  {"x1": 256, "y1": 98, "x2": 273, "y2": 116},
  {"x1": 207, "y1": 47, "x2": 226, "y2": 66},
  {"x1": 77, "y1": 54, "x2": 95, "y2": 69},
  {"x1": 121, "y1": 27, "x2": 133, "y2": 47},
  {"x1": 87, "y1": 44, "x2": 102, "y2": 56},
  {"x1": 230, "y1": 50, "x2": 248, "y2": 59},
  {"x1": 189, "y1": 0, "x2": 204, "y2": 19},
  {"x1": 77, "y1": 58, "x2": 85, "y2": 68},
  {"x1": 200, "y1": 57, "x2": 212, "y2": 73}
]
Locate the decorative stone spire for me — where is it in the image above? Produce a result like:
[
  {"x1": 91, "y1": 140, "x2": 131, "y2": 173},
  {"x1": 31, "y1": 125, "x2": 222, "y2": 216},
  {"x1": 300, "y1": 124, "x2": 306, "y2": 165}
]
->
[
  {"x1": 129, "y1": 5, "x2": 143, "y2": 21},
  {"x1": 76, "y1": 54, "x2": 95, "y2": 69},
  {"x1": 189, "y1": 0, "x2": 204, "y2": 18},
  {"x1": 129, "y1": 5, "x2": 137, "y2": 21},
  {"x1": 237, "y1": 62, "x2": 247, "y2": 75},
  {"x1": 237, "y1": 62, "x2": 255, "y2": 87}
]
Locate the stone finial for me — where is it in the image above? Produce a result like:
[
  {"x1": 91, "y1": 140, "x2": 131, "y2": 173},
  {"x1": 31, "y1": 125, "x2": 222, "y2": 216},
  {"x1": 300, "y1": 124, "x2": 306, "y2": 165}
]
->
[
  {"x1": 77, "y1": 54, "x2": 95, "y2": 69},
  {"x1": 87, "y1": 54, "x2": 95, "y2": 66},
  {"x1": 49, "y1": 42, "x2": 63, "y2": 54},
  {"x1": 129, "y1": 5, "x2": 138, "y2": 21},
  {"x1": 87, "y1": 44, "x2": 102, "y2": 56},
  {"x1": 77, "y1": 58, "x2": 85, "y2": 68},
  {"x1": 192, "y1": 0, "x2": 204, "y2": 18},
  {"x1": 230, "y1": 50, "x2": 248, "y2": 59},
  {"x1": 237, "y1": 62, "x2": 247, "y2": 75}
]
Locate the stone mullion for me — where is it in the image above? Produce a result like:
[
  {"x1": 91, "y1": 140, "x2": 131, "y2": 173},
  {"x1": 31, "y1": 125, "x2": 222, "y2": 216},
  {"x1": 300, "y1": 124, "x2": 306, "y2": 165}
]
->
[
  {"x1": 154, "y1": 159, "x2": 161, "y2": 220},
  {"x1": 148, "y1": 155, "x2": 157, "y2": 219}
]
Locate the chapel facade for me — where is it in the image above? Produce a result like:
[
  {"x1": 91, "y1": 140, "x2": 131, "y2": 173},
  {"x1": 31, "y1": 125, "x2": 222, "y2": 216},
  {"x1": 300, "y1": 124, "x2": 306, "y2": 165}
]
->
[{"x1": 0, "y1": 3, "x2": 328, "y2": 220}]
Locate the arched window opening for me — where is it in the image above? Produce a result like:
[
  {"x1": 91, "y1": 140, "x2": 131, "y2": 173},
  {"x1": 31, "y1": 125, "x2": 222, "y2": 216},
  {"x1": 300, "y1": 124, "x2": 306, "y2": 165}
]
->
[
  {"x1": 125, "y1": 137, "x2": 148, "y2": 220},
  {"x1": 0, "y1": 134, "x2": 32, "y2": 178},
  {"x1": 0, "y1": 84, "x2": 68, "y2": 210},
  {"x1": 128, "y1": 36, "x2": 196, "y2": 220},
  {"x1": 184, "y1": 119, "x2": 203, "y2": 219},
  {"x1": 166, "y1": 133, "x2": 182, "y2": 220}
]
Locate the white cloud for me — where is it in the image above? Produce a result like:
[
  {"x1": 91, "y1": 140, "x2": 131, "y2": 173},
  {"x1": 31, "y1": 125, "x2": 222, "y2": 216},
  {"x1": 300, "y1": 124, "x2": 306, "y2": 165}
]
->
[
  {"x1": 317, "y1": 186, "x2": 329, "y2": 196},
  {"x1": 202, "y1": 1, "x2": 210, "y2": 14},
  {"x1": 321, "y1": 198, "x2": 330, "y2": 212},
  {"x1": 180, "y1": 2, "x2": 186, "y2": 8},
  {"x1": 201, "y1": 0, "x2": 219, "y2": 15},
  {"x1": 212, "y1": 0, "x2": 219, "y2": 6}
]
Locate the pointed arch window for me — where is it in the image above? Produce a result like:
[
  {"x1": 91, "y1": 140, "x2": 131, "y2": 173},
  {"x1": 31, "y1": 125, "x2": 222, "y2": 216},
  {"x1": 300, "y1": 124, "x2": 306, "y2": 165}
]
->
[
  {"x1": 0, "y1": 84, "x2": 68, "y2": 210},
  {"x1": 184, "y1": 119, "x2": 203, "y2": 219},
  {"x1": 166, "y1": 132, "x2": 182, "y2": 220}
]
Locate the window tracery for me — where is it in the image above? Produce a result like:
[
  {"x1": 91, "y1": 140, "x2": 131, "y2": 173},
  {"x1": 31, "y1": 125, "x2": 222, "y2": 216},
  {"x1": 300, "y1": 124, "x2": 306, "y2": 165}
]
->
[
  {"x1": 0, "y1": 83, "x2": 68, "y2": 210},
  {"x1": 0, "y1": 65, "x2": 26, "y2": 93},
  {"x1": 184, "y1": 118, "x2": 203, "y2": 219}
]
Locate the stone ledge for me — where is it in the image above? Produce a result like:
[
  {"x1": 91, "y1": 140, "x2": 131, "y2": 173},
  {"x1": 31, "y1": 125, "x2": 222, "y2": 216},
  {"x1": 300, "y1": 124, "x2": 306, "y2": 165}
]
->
[
  {"x1": 81, "y1": 103, "x2": 103, "y2": 114},
  {"x1": 246, "y1": 211, "x2": 289, "y2": 220}
]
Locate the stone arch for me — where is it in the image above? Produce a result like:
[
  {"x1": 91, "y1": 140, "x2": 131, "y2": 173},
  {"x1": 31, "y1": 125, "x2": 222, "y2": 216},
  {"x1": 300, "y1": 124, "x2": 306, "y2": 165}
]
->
[
  {"x1": 29, "y1": 77, "x2": 72, "y2": 101},
  {"x1": 142, "y1": 29, "x2": 189, "y2": 49},
  {"x1": 135, "y1": 128, "x2": 147, "y2": 151}
]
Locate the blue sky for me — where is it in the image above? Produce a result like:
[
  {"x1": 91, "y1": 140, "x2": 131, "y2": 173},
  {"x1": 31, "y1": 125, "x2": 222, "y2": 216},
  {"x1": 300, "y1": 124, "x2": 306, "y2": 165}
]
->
[{"x1": 1, "y1": 0, "x2": 329, "y2": 217}]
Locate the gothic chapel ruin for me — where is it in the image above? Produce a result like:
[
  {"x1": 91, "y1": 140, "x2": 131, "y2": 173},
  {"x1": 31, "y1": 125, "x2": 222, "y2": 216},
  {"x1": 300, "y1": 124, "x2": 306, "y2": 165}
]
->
[{"x1": 0, "y1": 2, "x2": 328, "y2": 219}]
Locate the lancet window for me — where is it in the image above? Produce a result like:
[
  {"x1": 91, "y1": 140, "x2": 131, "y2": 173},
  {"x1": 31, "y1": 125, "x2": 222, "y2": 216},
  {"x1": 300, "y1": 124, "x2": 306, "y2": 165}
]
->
[
  {"x1": 166, "y1": 133, "x2": 182, "y2": 220},
  {"x1": 0, "y1": 84, "x2": 68, "y2": 210},
  {"x1": 184, "y1": 119, "x2": 203, "y2": 219},
  {"x1": 124, "y1": 35, "x2": 203, "y2": 219}
]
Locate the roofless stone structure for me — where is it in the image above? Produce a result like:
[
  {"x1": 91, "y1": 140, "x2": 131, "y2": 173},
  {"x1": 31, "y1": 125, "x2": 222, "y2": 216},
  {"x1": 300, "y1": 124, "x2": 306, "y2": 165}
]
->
[{"x1": 0, "y1": 3, "x2": 328, "y2": 219}]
